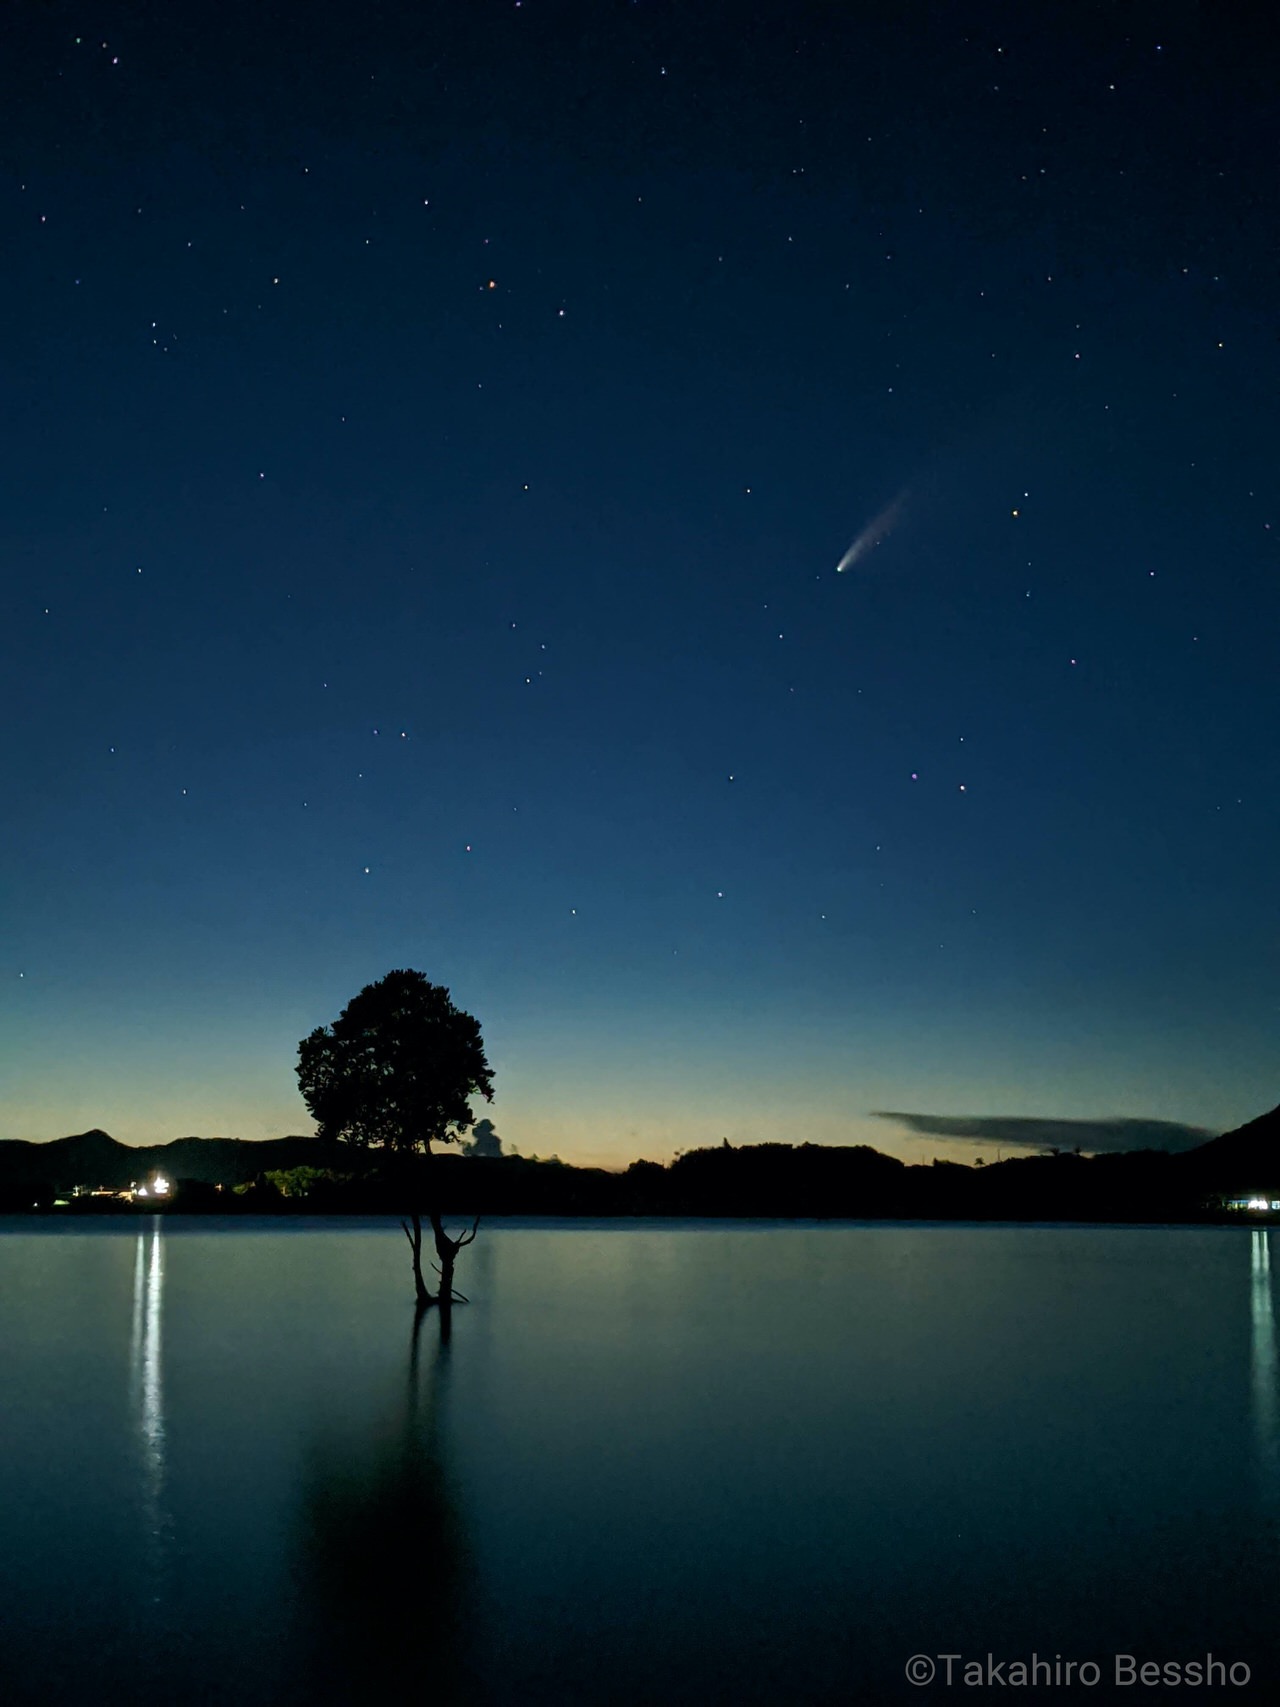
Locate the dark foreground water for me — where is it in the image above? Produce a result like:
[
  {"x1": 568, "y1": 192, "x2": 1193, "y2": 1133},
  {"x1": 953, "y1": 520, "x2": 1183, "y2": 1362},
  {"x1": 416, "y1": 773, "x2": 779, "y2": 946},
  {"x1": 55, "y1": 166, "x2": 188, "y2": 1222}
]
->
[{"x1": 1, "y1": 1219, "x2": 1277, "y2": 1705}]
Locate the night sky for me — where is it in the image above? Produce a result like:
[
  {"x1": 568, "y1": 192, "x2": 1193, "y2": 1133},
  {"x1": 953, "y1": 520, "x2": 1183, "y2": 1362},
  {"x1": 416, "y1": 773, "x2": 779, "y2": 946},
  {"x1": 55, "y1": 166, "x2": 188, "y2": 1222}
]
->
[{"x1": 5, "y1": 2, "x2": 1276, "y2": 1165}]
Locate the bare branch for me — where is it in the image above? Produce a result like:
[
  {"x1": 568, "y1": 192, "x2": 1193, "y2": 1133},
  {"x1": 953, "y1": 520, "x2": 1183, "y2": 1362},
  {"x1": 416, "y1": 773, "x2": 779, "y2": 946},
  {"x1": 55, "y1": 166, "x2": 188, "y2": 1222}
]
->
[
  {"x1": 400, "y1": 1219, "x2": 416, "y2": 1251},
  {"x1": 456, "y1": 1215, "x2": 481, "y2": 1248}
]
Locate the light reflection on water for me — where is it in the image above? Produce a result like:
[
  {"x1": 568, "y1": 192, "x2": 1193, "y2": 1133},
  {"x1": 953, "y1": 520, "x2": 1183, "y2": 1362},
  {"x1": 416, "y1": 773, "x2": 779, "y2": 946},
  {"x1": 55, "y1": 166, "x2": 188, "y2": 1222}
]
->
[
  {"x1": 3, "y1": 1218, "x2": 1280, "y2": 1705},
  {"x1": 1252, "y1": 1229, "x2": 1277, "y2": 1493},
  {"x1": 128, "y1": 1217, "x2": 169, "y2": 1602}
]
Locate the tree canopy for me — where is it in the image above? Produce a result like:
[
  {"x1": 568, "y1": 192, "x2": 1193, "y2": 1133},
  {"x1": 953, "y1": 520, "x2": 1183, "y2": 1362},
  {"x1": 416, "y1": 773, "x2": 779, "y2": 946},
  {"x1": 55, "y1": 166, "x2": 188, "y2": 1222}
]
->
[{"x1": 297, "y1": 970, "x2": 494, "y2": 1157}]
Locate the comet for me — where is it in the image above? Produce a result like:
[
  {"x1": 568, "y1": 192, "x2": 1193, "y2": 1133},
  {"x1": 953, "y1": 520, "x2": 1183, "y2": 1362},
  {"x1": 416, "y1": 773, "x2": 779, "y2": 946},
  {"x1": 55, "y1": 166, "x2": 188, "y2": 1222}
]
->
[{"x1": 835, "y1": 491, "x2": 906, "y2": 573}]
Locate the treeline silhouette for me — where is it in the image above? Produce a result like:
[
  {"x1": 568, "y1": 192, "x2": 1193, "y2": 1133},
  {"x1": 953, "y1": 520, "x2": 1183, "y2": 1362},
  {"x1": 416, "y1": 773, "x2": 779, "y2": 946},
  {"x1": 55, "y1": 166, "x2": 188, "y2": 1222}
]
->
[{"x1": 3, "y1": 1109, "x2": 1278, "y2": 1220}]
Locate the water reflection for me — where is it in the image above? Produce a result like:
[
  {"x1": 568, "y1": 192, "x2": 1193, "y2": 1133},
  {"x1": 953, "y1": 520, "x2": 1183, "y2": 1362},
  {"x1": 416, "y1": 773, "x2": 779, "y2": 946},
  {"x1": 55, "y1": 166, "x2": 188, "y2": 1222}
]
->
[
  {"x1": 1251, "y1": 1229, "x2": 1278, "y2": 1492},
  {"x1": 128, "y1": 1217, "x2": 168, "y2": 1590},
  {"x1": 296, "y1": 1311, "x2": 475, "y2": 1703}
]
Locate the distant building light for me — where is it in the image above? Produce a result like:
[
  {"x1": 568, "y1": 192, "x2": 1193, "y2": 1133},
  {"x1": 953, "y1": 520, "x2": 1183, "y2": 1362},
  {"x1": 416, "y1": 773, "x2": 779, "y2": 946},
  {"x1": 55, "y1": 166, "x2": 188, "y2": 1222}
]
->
[{"x1": 131, "y1": 1173, "x2": 171, "y2": 1202}]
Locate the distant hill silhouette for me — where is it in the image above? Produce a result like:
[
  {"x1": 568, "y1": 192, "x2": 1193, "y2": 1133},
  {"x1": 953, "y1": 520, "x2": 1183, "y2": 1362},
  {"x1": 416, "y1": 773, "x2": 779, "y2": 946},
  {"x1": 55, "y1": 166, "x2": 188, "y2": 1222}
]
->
[
  {"x1": 2, "y1": 1109, "x2": 1278, "y2": 1219},
  {"x1": 0, "y1": 1129, "x2": 338, "y2": 1192},
  {"x1": 1176, "y1": 1103, "x2": 1280, "y2": 1189}
]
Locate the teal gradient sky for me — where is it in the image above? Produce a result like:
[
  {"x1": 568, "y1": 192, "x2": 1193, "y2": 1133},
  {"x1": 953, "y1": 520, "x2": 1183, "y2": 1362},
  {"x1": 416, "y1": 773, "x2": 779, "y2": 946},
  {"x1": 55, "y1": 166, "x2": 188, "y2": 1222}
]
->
[{"x1": 4, "y1": 3, "x2": 1276, "y2": 1165}]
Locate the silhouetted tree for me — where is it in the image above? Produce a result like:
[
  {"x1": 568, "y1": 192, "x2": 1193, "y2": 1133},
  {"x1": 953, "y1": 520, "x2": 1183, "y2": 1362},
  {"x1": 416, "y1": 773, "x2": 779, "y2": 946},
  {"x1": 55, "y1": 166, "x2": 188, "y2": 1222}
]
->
[{"x1": 296, "y1": 970, "x2": 494, "y2": 1309}]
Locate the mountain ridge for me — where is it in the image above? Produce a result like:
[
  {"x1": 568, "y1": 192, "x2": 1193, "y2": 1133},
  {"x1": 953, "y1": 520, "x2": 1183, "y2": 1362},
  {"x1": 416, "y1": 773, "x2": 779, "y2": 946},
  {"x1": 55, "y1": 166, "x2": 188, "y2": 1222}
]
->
[
  {"x1": 0, "y1": 1129, "x2": 334, "y2": 1188},
  {"x1": 1, "y1": 1104, "x2": 1276, "y2": 1199}
]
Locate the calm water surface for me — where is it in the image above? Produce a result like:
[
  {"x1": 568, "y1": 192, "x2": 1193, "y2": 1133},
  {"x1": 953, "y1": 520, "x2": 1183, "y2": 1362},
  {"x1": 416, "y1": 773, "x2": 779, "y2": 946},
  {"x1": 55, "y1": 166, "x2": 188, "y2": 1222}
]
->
[{"x1": 1, "y1": 1219, "x2": 1277, "y2": 1704}]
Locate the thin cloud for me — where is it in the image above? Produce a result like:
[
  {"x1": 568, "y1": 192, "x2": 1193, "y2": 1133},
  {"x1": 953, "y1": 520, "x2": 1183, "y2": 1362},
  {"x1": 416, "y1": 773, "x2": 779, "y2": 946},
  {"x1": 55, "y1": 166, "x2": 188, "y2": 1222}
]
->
[{"x1": 872, "y1": 1112, "x2": 1214, "y2": 1155}]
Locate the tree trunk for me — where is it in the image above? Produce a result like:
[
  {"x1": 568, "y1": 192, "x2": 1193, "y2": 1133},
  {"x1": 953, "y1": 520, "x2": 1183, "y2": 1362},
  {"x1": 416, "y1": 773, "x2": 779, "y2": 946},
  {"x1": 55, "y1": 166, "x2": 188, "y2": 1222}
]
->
[
  {"x1": 407, "y1": 1209, "x2": 432, "y2": 1308},
  {"x1": 429, "y1": 1205, "x2": 456, "y2": 1306},
  {"x1": 400, "y1": 1147, "x2": 477, "y2": 1312}
]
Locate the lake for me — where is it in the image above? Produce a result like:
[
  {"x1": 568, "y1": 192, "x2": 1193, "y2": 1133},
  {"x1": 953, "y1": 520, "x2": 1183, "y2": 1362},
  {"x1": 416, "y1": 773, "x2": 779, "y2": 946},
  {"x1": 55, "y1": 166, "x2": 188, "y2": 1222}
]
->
[{"x1": 1, "y1": 1218, "x2": 1276, "y2": 1704}]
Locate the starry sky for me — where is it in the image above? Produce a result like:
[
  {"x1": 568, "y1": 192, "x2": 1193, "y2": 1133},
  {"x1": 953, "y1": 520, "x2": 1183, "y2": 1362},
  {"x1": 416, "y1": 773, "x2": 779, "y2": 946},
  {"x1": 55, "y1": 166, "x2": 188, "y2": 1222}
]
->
[{"x1": 4, "y1": 1, "x2": 1277, "y2": 1166}]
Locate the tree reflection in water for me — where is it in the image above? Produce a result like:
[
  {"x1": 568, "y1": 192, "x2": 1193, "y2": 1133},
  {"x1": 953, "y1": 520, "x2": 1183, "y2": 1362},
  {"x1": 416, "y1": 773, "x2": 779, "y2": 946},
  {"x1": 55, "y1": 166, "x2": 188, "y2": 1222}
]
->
[{"x1": 296, "y1": 1308, "x2": 476, "y2": 1704}]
